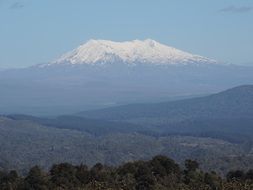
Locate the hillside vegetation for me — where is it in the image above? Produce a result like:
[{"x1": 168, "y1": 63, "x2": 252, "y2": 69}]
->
[
  {"x1": 0, "y1": 116, "x2": 252, "y2": 175},
  {"x1": 1, "y1": 85, "x2": 253, "y2": 175}
]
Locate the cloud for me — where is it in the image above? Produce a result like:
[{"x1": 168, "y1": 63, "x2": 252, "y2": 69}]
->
[
  {"x1": 9, "y1": 2, "x2": 24, "y2": 9},
  {"x1": 220, "y1": 5, "x2": 253, "y2": 13}
]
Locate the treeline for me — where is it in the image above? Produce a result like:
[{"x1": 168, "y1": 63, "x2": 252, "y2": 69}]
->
[{"x1": 0, "y1": 155, "x2": 252, "y2": 190}]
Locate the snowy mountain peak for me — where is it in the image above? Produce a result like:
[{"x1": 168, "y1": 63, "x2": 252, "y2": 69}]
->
[{"x1": 50, "y1": 39, "x2": 217, "y2": 66}]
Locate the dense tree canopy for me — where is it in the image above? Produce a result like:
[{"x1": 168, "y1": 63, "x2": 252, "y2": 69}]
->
[{"x1": 0, "y1": 155, "x2": 252, "y2": 190}]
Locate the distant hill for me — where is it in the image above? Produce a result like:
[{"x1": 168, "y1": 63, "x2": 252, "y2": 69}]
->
[
  {"x1": 80, "y1": 85, "x2": 253, "y2": 120},
  {"x1": 7, "y1": 115, "x2": 143, "y2": 136},
  {"x1": 79, "y1": 85, "x2": 253, "y2": 141}
]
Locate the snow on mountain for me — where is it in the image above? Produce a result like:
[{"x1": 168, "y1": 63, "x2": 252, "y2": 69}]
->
[{"x1": 44, "y1": 39, "x2": 217, "y2": 67}]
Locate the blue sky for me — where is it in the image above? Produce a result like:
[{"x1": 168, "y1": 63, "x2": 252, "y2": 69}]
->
[{"x1": 0, "y1": 0, "x2": 253, "y2": 68}]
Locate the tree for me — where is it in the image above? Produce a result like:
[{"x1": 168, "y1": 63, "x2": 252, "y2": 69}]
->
[
  {"x1": 0, "y1": 170, "x2": 20, "y2": 190},
  {"x1": 245, "y1": 170, "x2": 253, "y2": 180},
  {"x1": 150, "y1": 155, "x2": 180, "y2": 178},
  {"x1": 50, "y1": 163, "x2": 79, "y2": 189},
  {"x1": 185, "y1": 160, "x2": 199, "y2": 172},
  {"x1": 24, "y1": 166, "x2": 48, "y2": 190},
  {"x1": 76, "y1": 164, "x2": 89, "y2": 185},
  {"x1": 204, "y1": 172, "x2": 222, "y2": 190},
  {"x1": 226, "y1": 170, "x2": 245, "y2": 182}
]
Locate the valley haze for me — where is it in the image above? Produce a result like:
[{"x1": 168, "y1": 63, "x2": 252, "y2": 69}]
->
[{"x1": 0, "y1": 39, "x2": 253, "y2": 116}]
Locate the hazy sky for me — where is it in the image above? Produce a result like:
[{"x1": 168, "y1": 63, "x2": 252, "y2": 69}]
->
[{"x1": 0, "y1": 0, "x2": 253, "y2": 68}]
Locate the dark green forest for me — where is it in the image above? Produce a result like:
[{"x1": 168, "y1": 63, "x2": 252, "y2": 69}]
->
[{"x1": 0, "y1": 155, "x2": 252, "y2": 190}]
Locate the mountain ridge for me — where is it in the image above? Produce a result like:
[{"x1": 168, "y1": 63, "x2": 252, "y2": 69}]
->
[{"x1": 80, "y1": 85, "x2": 253, "y2": 120}]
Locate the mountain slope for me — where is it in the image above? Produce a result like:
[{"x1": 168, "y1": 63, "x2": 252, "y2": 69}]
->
[
  {"x1": 42, "y1": 39, "x2": 216, "y2": 67},
  {"x1": 80, "y1": 85, "x2": 253, "y2": 120},
  {"x1": 7, "y1": 115, "x2": 144, "y2": 136},
  {"x1": 79, "y1": 85, "x2": 253, "y2": 141}
]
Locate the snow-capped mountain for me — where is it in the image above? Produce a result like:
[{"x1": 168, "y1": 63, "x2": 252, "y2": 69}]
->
[
  {"x1": 44, "y1": 39, "x2": 217, "y2": 67},
  {"x1": 2, "y1": 39, "x2": 253, "y2": 116}
]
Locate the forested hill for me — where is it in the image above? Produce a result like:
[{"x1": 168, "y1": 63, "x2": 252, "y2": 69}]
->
[
  {"x1": 80, "y1": 85, "x2": 253, "y2": 120},
  {"x1": 79, "y1": 85, "x2": 253, "y2": 142},
  {"x1": 1, "y1": 115, "x2": 253, "y2": 175}
]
